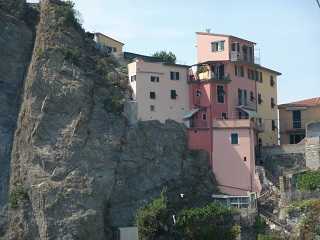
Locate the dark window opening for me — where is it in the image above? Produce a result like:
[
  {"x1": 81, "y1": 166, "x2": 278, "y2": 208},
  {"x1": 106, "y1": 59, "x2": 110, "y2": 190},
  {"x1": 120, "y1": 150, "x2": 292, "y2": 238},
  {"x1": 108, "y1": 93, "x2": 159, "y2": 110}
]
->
[
  {"x1": 211, "y1": 41, "x2": 225, "y2": 52},
  {"x1": 231, "y1": 133, "x2": 239, "y2": 144},
  {"x1": 244, "y1": 156, "x2": 247, "y2": 162},
  {"x1": 292, "y1": 110, "x2": 301, "y2": 128},
  {"x1": 150, "y1": 92, "x2": 156, "y2": 99},
  {"x1": 222, "y1": 112, "x2": 228, "y2": 119},
  {"x1": 272, "y1": 120, "x2": 276, "y2": 131},
  {"x1": 217, "y1": 85, "x2": 225, "y2": 103},
  {"x1": 202, "y1": 113, "x2": 207, "y2": 120},
  {"x1": 258, "y1": 94, "x2": 262, "y2": 104},
  {"x1": 250, "y1": 91, "x2": 255, "y2": 101},
  {"x1": 271, "y1": 98, "x2": 275, "y2": 108},
  {"x1": 151, "y1": 76, "x2": 159, "y2": 82},
  {"x1": 130, "y1": 75, "x2": 136, "y2": 82},
  {"x1": 170, "y1": 90, "x2": 177, "y2": 99},
  {"x1": 270, "y1": 76, "x2": 275, "y2": 86},
  {"x1": 196, "y1": 89, "x2": 201, "y2": 97},
  {"x1": 170, "y1": 72, "x2": 180, "y2": 80},
  {"x1": 150, "y1": 105, "x2": 155, "y2": 111}
]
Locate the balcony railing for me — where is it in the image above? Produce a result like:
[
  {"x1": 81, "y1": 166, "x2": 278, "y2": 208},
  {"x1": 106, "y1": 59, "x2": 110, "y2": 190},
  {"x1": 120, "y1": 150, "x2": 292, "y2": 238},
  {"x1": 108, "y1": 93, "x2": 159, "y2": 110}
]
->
[
  {"x1": 230, "y1": 51, "x2": 259, "y2": 64},
  {"x1": 188, "y1": 70, "x2": 231, "y2": 82}
]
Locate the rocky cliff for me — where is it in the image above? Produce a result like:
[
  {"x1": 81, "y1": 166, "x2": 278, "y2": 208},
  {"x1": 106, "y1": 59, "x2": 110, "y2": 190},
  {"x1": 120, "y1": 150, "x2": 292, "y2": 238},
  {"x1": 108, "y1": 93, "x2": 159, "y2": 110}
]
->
[
  {"x1": 0, "y1": 1, "x2": 217, "y2": 239},
  {"x1": 0, "y1": 0, "x2": 35, "y2": 232}
]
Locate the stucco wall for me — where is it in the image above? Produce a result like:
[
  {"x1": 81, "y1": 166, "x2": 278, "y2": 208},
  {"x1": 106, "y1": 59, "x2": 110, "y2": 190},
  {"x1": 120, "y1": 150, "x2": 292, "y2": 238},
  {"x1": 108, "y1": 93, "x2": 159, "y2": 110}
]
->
[
  {"x1": 197, "y1": 33, "x2": 230, "y2": 63},
  {"x1": 256, "y1": 70, "x2": 278, "y2": 146},
  {"x1": 212, "y1": 122, "x2": 261, "y2": 195},
  {"x1": 279, "y1": 105, "x2": 320, "y2": 144},
  {"x1": 95, "y1": 34, "x2": 123, "y2": 53},
  {"x1": 128, "y1": 61, "x2": 189, "y2": 123}
]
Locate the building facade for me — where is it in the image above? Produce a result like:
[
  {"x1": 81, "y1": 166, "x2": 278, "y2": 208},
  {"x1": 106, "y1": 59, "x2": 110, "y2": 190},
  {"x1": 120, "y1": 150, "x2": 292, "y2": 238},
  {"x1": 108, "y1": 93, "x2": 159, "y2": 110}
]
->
[
  {"x1": 94, "y1": 32, "x2": 124, "y2": 54},
  {"x1": 128, "y1": 59, "x2": 190, "y2": 123},
  {"x1": 279, "y1": 97, "x2": 320, "y2": 144},
  {"x1": 256, "y1": 68, "x2": 279, "y2": 146}
]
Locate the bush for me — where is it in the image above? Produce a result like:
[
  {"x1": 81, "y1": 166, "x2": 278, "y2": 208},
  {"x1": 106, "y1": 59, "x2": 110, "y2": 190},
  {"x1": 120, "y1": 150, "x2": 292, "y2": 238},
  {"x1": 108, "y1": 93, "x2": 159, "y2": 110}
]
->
[
  {"x1": 55, "y1": 0, "x2": 82, "y2": 29},
  {"x1": 9, "y1": 185, "x2": 28, "y2": 209},
  {"x1": 297, "y1": 170, "x2": 320, "y2": 191},
  {"x1": 61, "y1": 47, "x2": 81, "y2": 65},
  {"x1": 136, "y1": 190, "x2": 171, "y2": 240},
  {"x1": 257, "y1": 233, "x2": 283, "y2": 240},
  {"x1": 254, "y1": 216, "x2": 268, "y2": 235},
  {"x1": 176, "y1": 203, "x2": 239, "y2": 240}
]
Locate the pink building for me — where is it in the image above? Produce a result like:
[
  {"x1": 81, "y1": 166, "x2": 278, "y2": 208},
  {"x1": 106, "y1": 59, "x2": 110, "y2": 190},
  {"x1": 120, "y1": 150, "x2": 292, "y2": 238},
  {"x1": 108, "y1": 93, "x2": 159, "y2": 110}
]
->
[{"x1": 185, "y1": 32, "x2": 265, "y2": 195}]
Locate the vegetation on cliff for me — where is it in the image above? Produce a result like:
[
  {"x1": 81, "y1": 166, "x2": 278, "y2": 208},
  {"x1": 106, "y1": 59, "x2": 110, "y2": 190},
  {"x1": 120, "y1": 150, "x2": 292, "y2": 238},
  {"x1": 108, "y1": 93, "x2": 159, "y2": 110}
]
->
[{"x1": 136, "y1": 191, "x2": 239, "y2": 240}]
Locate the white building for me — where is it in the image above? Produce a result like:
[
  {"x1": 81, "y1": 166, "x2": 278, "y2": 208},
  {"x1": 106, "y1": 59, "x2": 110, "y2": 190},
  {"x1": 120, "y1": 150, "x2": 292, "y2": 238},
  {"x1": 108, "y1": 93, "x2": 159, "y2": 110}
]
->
[{"x1": 127, "y1": 59, "x2": 190, "y2": 123}]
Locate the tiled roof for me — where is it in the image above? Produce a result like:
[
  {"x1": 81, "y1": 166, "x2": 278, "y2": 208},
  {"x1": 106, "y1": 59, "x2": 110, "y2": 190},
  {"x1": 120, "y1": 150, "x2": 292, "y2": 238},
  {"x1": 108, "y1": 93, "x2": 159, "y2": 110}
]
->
[{"x1": 279, "y1": 97, "x2": 320, "y2": 108}]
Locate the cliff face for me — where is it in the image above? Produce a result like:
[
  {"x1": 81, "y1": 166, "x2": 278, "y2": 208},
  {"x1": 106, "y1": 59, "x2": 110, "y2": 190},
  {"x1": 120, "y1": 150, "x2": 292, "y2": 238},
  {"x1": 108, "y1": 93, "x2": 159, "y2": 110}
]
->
[
  {"x1": 1, "y1": 1, "x2": 217, "y2": 239},
  {"x1": 0, "y1": 0, "x2": 34, "y2": 228}
]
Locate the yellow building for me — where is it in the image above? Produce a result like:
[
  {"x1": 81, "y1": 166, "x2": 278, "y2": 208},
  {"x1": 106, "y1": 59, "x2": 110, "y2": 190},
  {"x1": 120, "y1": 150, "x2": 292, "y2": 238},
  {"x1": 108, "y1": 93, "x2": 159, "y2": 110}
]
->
[
  {"x1": 94, "y1": 32, "x2": 124, "y2": 54},
  {"x1": 279, "y1": 97, "x2": 320, "y2": 144},
  {"x1": 256, "y1": 67, "x2": 281, "y2": 146}
]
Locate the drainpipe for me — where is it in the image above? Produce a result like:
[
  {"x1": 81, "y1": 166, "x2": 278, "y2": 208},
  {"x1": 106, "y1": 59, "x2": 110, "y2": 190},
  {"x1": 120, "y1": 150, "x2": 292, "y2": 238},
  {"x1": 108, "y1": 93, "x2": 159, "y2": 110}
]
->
[{"x1": 210, "y1": 81, "x2": 214, "y2": 167}]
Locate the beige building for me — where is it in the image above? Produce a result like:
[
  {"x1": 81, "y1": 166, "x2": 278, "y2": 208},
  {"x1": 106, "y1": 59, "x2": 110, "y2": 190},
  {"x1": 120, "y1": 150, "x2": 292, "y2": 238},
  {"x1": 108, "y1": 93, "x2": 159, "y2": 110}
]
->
[
  {"x1": 94, "y1": 32, "x2": 124, "y2": 54},
  {"x1": 128, "y1": 59, "x2": 190, "y2": 123},
  {"x1": 279, "y1": 97, "x2": 320, "y2": 144},
  {"x1": 256, "y1": 68, "x2": 281, "y2": 146}
]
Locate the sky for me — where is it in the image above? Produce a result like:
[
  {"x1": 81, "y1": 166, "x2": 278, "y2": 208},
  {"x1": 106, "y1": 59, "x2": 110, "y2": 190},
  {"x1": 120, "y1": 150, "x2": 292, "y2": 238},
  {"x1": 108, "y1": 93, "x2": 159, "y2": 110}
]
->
[{"x1": 28, "y1": 0, "x2": 320, "y2": 104}]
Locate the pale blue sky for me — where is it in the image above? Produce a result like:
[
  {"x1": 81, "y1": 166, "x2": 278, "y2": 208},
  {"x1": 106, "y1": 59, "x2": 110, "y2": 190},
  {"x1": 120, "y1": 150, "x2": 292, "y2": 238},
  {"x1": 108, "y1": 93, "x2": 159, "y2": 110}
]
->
[{"x1": 28, "y1": 0, "x2": 320, "y2": 104}]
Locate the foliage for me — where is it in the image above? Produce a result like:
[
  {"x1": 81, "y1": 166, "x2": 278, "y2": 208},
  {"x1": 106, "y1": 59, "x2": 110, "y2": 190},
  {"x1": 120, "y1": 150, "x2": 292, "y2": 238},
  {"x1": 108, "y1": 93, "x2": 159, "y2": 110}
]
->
[
  {"x1": 136, "y1": 190, "x2": 171, "y2": 240},
  {"x1": 152, "y1": 51, "x2": 176, "y2": 64},
  {"x1": 197, "y1": 65, "x2": 208, "y2": 74},
  {"x1": 9, "y1": 185, "x2": 28, "y2": 209},
  {"x1": 61, "y1": 47, "x2": 81, "y2": 65},
  {"x1": 176, "y1": 203, "x2": 239, "y2": 240},
  {"x1": 257, "y1": 233, "x2": 284, "y2": 240},
  {"x1": 55, "y1": 0, "x2": 82, "y2": 30},
  {"x1": 254, "y1": 216, "x2": 268, "y2": 235},
  {"x1": 297, "y1": 170, "x2": 320, "y2": 191},
  {"x1": 287, "y1": 199, "x2": 320, "y2": 214}
]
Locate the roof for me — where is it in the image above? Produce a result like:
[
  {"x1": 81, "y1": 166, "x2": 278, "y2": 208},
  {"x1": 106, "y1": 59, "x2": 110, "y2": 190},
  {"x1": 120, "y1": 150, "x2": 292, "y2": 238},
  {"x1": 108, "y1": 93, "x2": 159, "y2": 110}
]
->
[
  {"x1": 124, "y1": 52, "x2": 163, "y2": 63},
  {"x1": 196, "y1": 32, "x2": 256, "y2": 45},
  {"x1": 95, "y1": 32, "x2": 124, "y2": 45},
  {"x1": 279, "y1": 97, "x2": 320, "y2": 108},
  {"x1": 125, "y1": 52, "x2": 190, "y2": 68}
]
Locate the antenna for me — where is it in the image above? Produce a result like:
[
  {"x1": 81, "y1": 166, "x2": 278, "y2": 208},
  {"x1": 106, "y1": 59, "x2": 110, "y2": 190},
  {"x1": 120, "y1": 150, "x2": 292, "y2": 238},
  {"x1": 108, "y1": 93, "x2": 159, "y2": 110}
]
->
[{"x1": 205, "y1": 28, "x2": 211, "y2": 33}]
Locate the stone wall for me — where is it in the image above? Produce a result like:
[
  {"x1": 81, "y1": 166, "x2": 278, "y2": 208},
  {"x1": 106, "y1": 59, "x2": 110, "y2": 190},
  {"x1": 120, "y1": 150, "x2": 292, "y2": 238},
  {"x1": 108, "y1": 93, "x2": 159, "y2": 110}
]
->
[{"x1": 306, "y1": 122, "x2": 320, "y2": 170}]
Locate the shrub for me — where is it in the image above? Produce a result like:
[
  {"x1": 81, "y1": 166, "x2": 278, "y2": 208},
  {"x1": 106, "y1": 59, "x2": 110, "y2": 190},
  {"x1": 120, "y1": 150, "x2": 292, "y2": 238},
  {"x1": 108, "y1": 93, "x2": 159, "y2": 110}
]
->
[
  {"x1": 55, "y1": 0, "x2": 82, "y2": 29},
  {"x1": 61, "y1": 47, "x2": 81, "y2": 65},
  {"x1": 257, "y1": 233, "x2": 283, "y2": 240},
  {"x1": 9, "y1": 185, "x2": 28, "y2": 209},
  {"x1": 254, "y1": 216, "x2": 268, "y2": 235},
  {"x1": 176, "y1": 203, "x2": 239, "y2": 240},
  {"x1": 136, "y1": 190, "x2": 171, "y2": 240},
  {"x1": 297, "y1": 170, "x2": 320, "y2": 191}
]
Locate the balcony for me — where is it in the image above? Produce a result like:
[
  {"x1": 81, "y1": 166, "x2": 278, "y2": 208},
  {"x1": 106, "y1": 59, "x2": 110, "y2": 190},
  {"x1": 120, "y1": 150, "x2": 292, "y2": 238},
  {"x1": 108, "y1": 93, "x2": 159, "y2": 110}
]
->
[
  {"x1": 188, "y1": 69, "x2": 231, "y2": 83},
  {"x1": 280, "y1": 120, "x2": 306, "y2": 134},
  {"x1": 230, "y1": 51, "x2": 259, "y2": 65}
]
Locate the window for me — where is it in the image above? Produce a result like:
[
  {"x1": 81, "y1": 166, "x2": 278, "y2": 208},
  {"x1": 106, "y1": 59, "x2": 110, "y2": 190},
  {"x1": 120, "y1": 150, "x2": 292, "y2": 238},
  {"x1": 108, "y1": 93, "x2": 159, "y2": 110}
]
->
[
  {"x1": 247, "y1": 69, "x2": 255, "y2": 80},
  {"x1": 217, "y1": 86, "x2": 225, "y2": 103},
  {"x1": 202, "y1": 113, "x2": 207, "y2": 120},
  {"x1": 258, "y1": 94, "x2": 262, "y2": 104},
  {"x1": 151, "y1": 76, "x2": 159, "y2": 82},
  {"x1": 231, "y1": 42, "x2": 240, "y2": 52},
  {"x1": 270, "y1": 76, "x2": 275, "y2": 87},
  {"x1": 238, "y1": 89, "x2": 242, "y2": 105},
  {"x1": 150, "y1": 105, "x2": 155, "y2": 111},
  {"x1": 231, "y1": 133, "x2": 239, "y2": 144},
  {"x1": 255, "y1": 71, "x2": 259, "y2": 81},
  {"x1": 170, "y1": 71, "x2": 180, "y2": 80},
  {"x1": 259, "y1": 72, "x2": 263, "y2": 82},
  {"x1": 170, "y1": 90, "x2": 177, "y2": 99},
  {"x1": 196, "y1": 89, "x2": 201, "y2": 97},
  {"x1": 130, "y1": 75, "x2": 136, "y2": 82},
  {"x1": 250, "y1": 91, "x2": 254, "y2": 101},
  {"x1": 221, "y1": 112, "x2": 228, "y2": 119},
  {"x1": 112, "y1": 47, "x2": 117, "y2": 52},
  {"x1": 150, "y1": 92, "x2": 156, "y2": 99},
  {"x1": 292, "y1": 110, "x2": 301, "y2": 128},
  {"x1": 244, "y1": 90, "x2": 247, "y2": 105},
  {"x1": 211, "y1": 41, "x2": 225, "y2": 52},
  {"x1": 240, "y1": 66, "x2": 244, "y2": 77},
  {"x1": 271, "y1": 97, "x2": 275, "y2": 108},
  {"x1": 272, "y1": 120, "x2": 276, "y2": 131}
]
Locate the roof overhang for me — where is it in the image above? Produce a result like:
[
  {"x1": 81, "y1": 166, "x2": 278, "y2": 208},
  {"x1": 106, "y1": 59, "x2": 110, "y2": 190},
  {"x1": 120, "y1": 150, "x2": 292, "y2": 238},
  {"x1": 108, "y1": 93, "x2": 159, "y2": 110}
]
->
[{"x1": 183, "y1": 108, "x2": 201, "y2": 119}]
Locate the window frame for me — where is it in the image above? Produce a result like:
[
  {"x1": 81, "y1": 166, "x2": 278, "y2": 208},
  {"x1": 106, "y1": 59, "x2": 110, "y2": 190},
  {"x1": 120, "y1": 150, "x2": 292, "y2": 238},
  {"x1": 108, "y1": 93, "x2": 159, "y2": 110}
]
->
[
  {"x1": 217, "y1": 85, "x2": 225, "y2": 103},
  {"x1": 170, "y1": 89, "x2": 177, "y2": 99},
  {"x1": 231, "y1": 133, "x2": 239, "y2": 145},
  {"x1": 150, "y1": 91, "x2": 156, "y2": 99}
]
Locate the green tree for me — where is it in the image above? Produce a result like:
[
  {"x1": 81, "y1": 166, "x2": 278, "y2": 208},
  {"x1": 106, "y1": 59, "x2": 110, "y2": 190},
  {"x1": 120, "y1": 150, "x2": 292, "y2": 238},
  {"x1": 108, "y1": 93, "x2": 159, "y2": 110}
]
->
[
  {"x1": 152, "y1": 51, "x2": 177, "y2": 64},
  {"x1": 176, "y1": 203, "x2": 240, "y2": 240},
  {"x1": 136, "y1": 190, "x2": 172, "y2": 240},
  {"x1": 297, "y1": 170, "x2": 320, "y2": 191}
]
